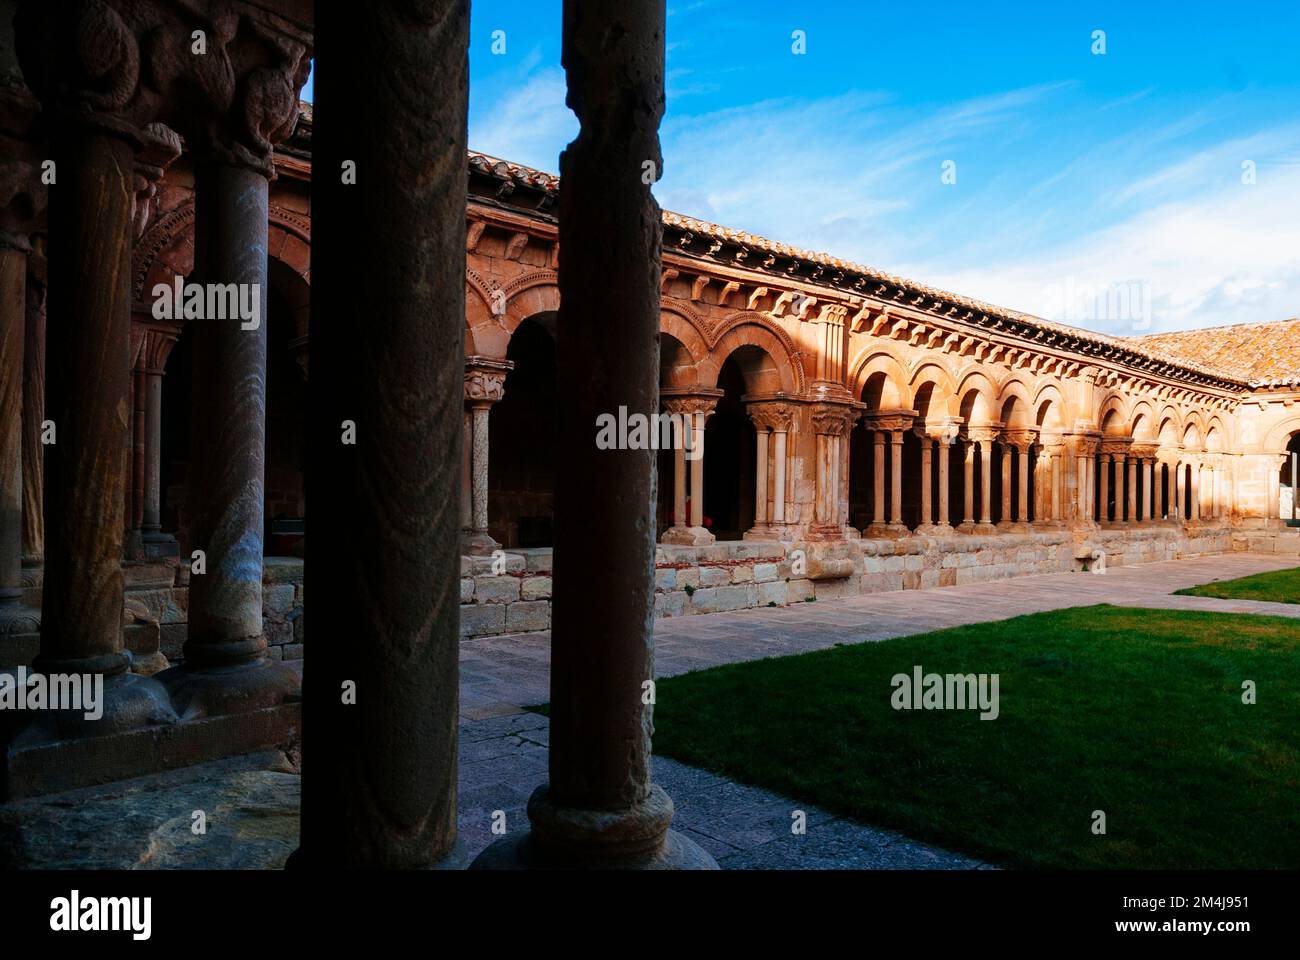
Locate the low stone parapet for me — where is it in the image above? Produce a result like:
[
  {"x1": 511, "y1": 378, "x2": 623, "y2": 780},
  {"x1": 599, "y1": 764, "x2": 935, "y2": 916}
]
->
[{"x1": 457, "y1": 524, "x2": 1238, "y2": 640}]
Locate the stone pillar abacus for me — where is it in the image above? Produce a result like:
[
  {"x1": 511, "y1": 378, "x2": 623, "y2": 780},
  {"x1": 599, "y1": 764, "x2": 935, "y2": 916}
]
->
[
  {"x1": 463, "y1": 357, "x2": 513, "y2": 555},
  {"x1": 475, "y1": 0, "x2": 715, "y2": 871},
  {"x1": 296, "y1": 0, "x2": 466, "y2": 869},
  {"x1": 660, "y1": 389, "x2": 720, "y2": 546}
]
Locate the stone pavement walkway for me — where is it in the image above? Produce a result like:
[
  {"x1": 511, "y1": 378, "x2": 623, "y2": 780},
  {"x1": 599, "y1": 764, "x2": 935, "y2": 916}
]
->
[
  {"x1": 452, "y1": 551, "x2": 1297, "y2": 868},
  {"x1": 3, "y1": 553, "x2": 1294, "y2": 869},
  {"x1": 460, "y1": 552, "x2": 1300, "y2": 718}
]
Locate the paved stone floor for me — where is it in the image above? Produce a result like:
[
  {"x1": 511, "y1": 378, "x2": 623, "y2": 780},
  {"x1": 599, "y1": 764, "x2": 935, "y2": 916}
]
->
[{"x1": 2, "y1": 553, "x2": 1294, "y2": 869}]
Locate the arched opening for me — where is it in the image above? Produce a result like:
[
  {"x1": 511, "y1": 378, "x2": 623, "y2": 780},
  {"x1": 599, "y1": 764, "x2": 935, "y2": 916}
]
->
[
  {"x1": 703, "y1": 353, "x2": 757, "y2": 541},
  {"x1": 489, "y1": 314, "x2": 557, "y2": 548},
  {"x1": 1282, "y1": 432, "x2": 1300, "y2": 524},
  {"x1": 850, "y1": 369, "x2": 902, "y2": 530}
]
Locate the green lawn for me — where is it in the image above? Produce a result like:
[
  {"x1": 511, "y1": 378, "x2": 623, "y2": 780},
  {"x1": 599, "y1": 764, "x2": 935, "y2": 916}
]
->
[
  {"x1": 650, "y1": 605, "x2": 1300, "y2": 869},
  {"x1": 1174, "y1": 565, "x2": 1300, "y2": 605}
]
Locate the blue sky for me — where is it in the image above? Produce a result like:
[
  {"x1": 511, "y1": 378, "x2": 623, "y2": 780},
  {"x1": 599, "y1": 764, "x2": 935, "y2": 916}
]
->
[{"x1": 305, "y1": 1, "x2": 1300, "y2": 335}]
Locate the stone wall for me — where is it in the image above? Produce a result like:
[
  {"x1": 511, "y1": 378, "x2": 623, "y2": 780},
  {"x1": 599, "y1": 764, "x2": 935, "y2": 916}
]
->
[{"x1": 459, "y1": 525, "x2": 1235, "y2": 640}]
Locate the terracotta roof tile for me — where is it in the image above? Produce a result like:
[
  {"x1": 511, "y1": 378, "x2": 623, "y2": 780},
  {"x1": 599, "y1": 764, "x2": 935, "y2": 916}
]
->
[{"x1": 1130, "y1": 319, "x2": 1300, "y2": 388}]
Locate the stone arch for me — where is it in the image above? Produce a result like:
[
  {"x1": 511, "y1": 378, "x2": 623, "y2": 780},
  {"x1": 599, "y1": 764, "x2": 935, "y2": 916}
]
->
[
  {"x1": 1182, "y1": 416, "x2": 1205, "y2": 450},
  {"x1": 907, "y1": 360, "x2": 959, "y2": 417},
  {"x1": 1263, "y1": 415, "x2": 1300, "y2": 454},
  {"x1": 851, "y1": 348, "x2": 909, "y2": 408},
  {"x1": 1033, "y1": 382, "x2": 1068, "y2": 431},
  {"x1": 1156, "y1": 406, "x2": 1183, "y2": 445},
  {"x1": 659, "y1": 302, "x2": 711, "y2": 379},
  {"x1": 467, "y1": 270, "x2": 561, "y2": 358},
  {"x1": 1130, "y1": 400, "x2": 1157, "y2": 441},
  {"x1": 955, "y1": 369, "x2": 998, "y2": 424},
  {"x1": 1097, "y1": 394, "x2": 1132, "y2": 435},
  {"x1": 700, "y1": 315, "x2": 803, "y2": 394},
  {"x1": 997, "y1": 378, "x2": 1034, "y2": 428}
]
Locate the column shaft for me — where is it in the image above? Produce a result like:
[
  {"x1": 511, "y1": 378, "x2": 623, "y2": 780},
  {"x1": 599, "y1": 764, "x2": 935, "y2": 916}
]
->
[
  {"x1": 0, "y1": 241, "x2": 25, "y2": 604},
  {"x1": 919, "y1": 439, "x2": 932, "y2": 525},
  {"x1": 979, "y1": 441, "x2": 992, "y2": 524},
  {"x1": 754, "y1": 429, "x2": 768, "y2": 524},
  {"x1": 772, "y1": 429, "x2": 787, "y2": 523},
  {"x1": 184, "y1": 161, "x2": 272, "y2": 666},
  {"x1": 1017, "y1": 446, "x2": 1030, "y2": 523},
  {"x1": 936, "y1": 441, "x2": 951, "y2": 526},
  {"x1": 890, "y1": 433, "x2": 904, "y2": 525},
  {"x1": 872, "y1": 432, "x2": 885, "y2": 524},
  {"x1": 471, "y1": 404, "x2": 491, "y2": 533},
  {"x1": 38, "y1": 128, "x2": 134, "y2": 675},
  {"x1": 962, "y1": 441, "x2": 974, "y2": 524},
  {"x1": 299, "y1": 0, "x2": 469, "y2": 868},
  {"x1": 21, "y1": 278, "x2": 45, "y2": 565}
]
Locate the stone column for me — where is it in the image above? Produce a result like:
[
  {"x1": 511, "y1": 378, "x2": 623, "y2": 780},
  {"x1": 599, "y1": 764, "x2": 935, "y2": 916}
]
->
[
  {"x1": 891, "y1": 431, "x2": 906, "y2": 526},
  {"x1": 872, "y1": 431, "x2": 886, "y2": 525},
  {"x1": 160, "y1": 138, "x2": 298, "y2": 716},
  {"x1": 31, "y1": 108, "x2": 137, "y2": 683},
  {"x1": 138, "y1": 326, "x2": 179, "y2": 554},
  {"x1": 918, "y1": 436, "x2": 933, "y2": 526},
  {"x1": 1050, "y1": 447, "x2": 1064, "y2": 524},
  {"x1": 0, "y1": 229, "x2": 29, "y2": 618},
  {"x1": 980, "y1": 440, "x2": 994, "y2": 525},
  {"x1": 1126, "y1": 457, "x2": 1137, "y2": 523},
  {"x1": 1099, "y1": 454, "x2": 1112, "y2": 523},
  {"x1": 1191, "y1": 461, "x2": 1202, "y2": 521},
  {"x1": 1143, "y1": 458, "x2": 1154, "y2": 521},
  {"x1": 935, "y1": 435, "x2": 953, "y2": 530},
  {"x1": 295, "y1": 0, "x2": 464, "y2": 869},
  {"x1": 21, "y1": 245, "x2": 46, "y2": 574},
  {"x1": 960, "y1": 438, "x2": 975, "y2": 529},
  {"x1": 461, "y1": 410, "x2": 472, "y2": 529},
  {"x1": 753, "y1": 427, "x2": 768, "y2": 525},
  {"x1": 463, "y1": 357, "x2": 512, "y2": 555},
  {"x1": 475, "y1": 0, "x2": 714, "y2": 871},
  {"x1": 809, "y1": 402, "x2": 856, "y2": 539},
  {"x1": 660, "y1": 391, "x2": 718, "y2": 545},
  {"x1": 746, "y1": 400, "x2": 793, "y2": 539},
  {"x1": 772, "y1": 426, "x2": 788, "y2": 523},
  {"x1": 997, "y1": 442, "x2": 1013, "y2": 527},
  {"x1": 863, "y1": 411, "x2": 910, "y2": 537},
  {"x1": 1175, "y1": 460, "x2": 1186, "y2": 521}
]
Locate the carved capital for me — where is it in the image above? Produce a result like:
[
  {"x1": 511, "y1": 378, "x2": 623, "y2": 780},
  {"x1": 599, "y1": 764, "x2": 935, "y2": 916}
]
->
[
  {"x1": 1002, "y1": 427, "x2": 1039, "y2": 451},
  {"x1": 864, "y1": 407, "x2": 917, "y2": 435},
  {"x1": 1100, "y1": 437, "x2": 1134, "y2": 457},
  {"x1": 964, "y1": 421, "x2": 1004, "y2": 444},
  {"x1": 810, "y1": 402, "x2": 857, "y2": 437},
  {"x1": 136, "y1": 322, "x2": 180, "y2": 374},
  {"x1": 662, "y1": 387, "x2": 723, "y2": 420},
  {"x1": 747, "y1": 401, "x2": 795, "y2": 433},
  {"x1": 131, "y1": 121, "x2": 182, "y2": 239},
  {"x1": 464, "y1": 356, "x2": 514, "y2": 406}
]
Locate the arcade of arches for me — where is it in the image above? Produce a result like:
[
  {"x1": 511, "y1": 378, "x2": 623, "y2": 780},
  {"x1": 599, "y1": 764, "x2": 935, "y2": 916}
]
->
[{"x1": 0, "y1": 0, "x2": 1297, "y2": 871}]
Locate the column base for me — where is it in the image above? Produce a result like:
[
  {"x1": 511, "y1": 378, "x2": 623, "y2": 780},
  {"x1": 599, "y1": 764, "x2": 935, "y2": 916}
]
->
[
  {"x1": 470, "y1": 783, "x2": 718, "y2": 870},
  {"x1": 862, "y1": 522, "x2": 909, "y2": 539},
  {"x1": 0, "y1": 600, "x2": 41, "y2": 667},
  {"x1": 957, "y1": 522, "x2": 999, "y2": 536},
  {"x1": 141, "y1": 530, "x2": 181, "y2": 560},
  {"x1": 742, "y1": 524, "x2": 797, "y2": 543},
  {"x1": 805, "y1": 523, "x2": 857, "y2": 542},
  {"x1": 155, "y1": 656, "x2": 301, "y2": 722},
  {"x1": 462, "y1": 530, "x2": 500, "y2": 556},
  {"x1": 660, "y1": 525, "x2": 715, "y2": 546},
  {"x1": 914, "y1": 522, "x2": 955, "y2": 537}
]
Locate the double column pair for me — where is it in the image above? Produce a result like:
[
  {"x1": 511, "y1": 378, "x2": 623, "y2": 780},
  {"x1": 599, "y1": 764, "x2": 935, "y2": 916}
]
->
[{"x1": 659, "y1": 388, "x2": 721, "y2": 546}]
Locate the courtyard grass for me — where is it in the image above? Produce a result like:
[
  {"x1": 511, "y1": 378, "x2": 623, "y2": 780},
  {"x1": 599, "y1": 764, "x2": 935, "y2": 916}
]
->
[
  {"x1": 650, "y1": 604, "x2": 1300, "y2": 869},
  {"x1": 1173, "y1": 565, "x2": 1300, "y2": 605}
]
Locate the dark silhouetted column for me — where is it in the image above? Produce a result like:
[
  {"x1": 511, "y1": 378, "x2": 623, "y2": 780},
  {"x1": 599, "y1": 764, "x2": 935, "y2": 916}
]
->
[
  {"x1": 293, "y1": 0, "x2": 469, "y2": 869},
  {"x1": 473, "y1": 0, "x2": 715, "y2": 870}
]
